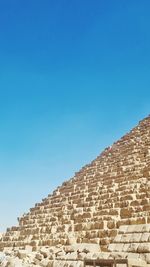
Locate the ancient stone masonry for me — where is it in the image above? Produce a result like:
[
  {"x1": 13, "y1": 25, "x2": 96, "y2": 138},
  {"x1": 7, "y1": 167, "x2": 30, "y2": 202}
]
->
[{"x1": 0, "y1": 116, "x2": 150, "y2": 266}]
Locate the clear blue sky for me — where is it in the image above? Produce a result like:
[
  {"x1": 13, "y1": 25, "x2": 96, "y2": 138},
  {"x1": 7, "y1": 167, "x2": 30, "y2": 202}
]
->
[{"x1": 0, "y1": 0, "x2": 150, "y2": 232}]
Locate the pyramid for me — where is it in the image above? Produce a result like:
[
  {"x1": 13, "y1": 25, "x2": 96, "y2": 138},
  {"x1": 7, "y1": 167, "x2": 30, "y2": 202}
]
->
[{"x1": 0, "y1": 115, "x2": 150, "y2": 264}]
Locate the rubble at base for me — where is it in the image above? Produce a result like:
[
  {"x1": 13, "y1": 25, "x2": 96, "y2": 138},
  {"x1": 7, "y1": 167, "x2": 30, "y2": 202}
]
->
[{"x1": 0, "y1": 243, "x2": 150, "y2": 267}]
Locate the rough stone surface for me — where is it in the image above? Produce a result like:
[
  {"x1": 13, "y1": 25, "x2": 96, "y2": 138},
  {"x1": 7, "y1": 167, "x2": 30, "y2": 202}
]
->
[{"x1": 0, "y1": 115, "x2": 150, "y2": 266}]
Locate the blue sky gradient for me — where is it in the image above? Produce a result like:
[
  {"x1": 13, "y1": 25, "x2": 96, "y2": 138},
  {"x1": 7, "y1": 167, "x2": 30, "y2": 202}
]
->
[{"x1": 0, "y1": 0, "x2": 150, "y2": 231}]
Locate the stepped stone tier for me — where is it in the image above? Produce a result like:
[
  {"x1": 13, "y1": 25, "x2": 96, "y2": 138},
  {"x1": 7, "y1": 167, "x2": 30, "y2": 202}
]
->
[{"x1": 0, "y1": 115, "x2": 150, "y2": 266}]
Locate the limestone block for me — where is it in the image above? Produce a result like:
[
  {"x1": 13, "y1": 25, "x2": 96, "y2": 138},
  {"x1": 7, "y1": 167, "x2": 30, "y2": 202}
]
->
[
  {"x1": 25, "y1": 245, "x2": 33, "y2": 253},
  {"x1": 114, "y1": 243, "x2": 124, "y2": 252},
  {"x1": 110, "y1": 251, "x2": 126, "y2": 259},
  {"x1": 127, "y1": 253, "x2": 140, "y2": 260},
  {"x1": 122, "y1": 243, "x2": 130, "y2": 252},
  {"x1": 66, "y1": 236, "x2": 77, "y2": 246},
  {"x1": 134, "y1": 224, "x2": 146, "y2": 233},
  {"x1": 74, "y1": 224, "x2": 83, "y2": 231},
  {"x1": 65, "y1": 252, "x2": 77, "y2": 259},
  {"x1": 40, "y1": 259, "x2": 51, "y2": 267},
  {"x1": 107, "y1": 221, "x2": 116, "y2": 229},
  {"x1": 77, "y1": 252, "x2": 86, "y2": 260},
  {"x1": 137, "y1": 243, "x2": 150, "y2": 253},
  {"x1": 17, "y1": 250, "x2": 28, "y2": 259},
  {"x1": 0, "y1": 252, "x2": 5, "y2": 263},
  {"x1": 35, "y1": 252, "x2": 43, "y2": 261},
  {"x1": 100, "y1": 238, "x2": 109, "y2": 246},
  {"x1": 145, "y1": 253, "x2": 150, "y2": 264},
  {"x1": 119, "y1": 225, "x2": 128, "y2": 234},
  {"x1": 113, "y1": 234, "x2": 122, "y2": 243},
  {"x1": 98, "y1": 230, "x2": 108, "y2": 238},
  {"x1": 108, "y1": 243, "x2": 116, "y2": 252},
  {"x1": 47, "y1": 261, "x2": 54, "y2": 267},
  {"x1": 90, "y1": 238, "x2": 100, "y2": 244},
  {"x1": 89, "y1": 230, "x2": 99, "y2": 239},
  {"x1": 117, "y1": 219, "x2": 130, "y2": 228},
  {"x1": 39, "y1": 247, "x2": 50, "y2": 258},
  {"x1": 72, "y1": 243, "x2": 100, "y2": 253},
  {"x1": 92, "y1": 221, "x2": 104, "y2": 230},
  {"x1": 109, "y1": 209, "x2": 119, "y2": 216},
  {"x1": 127, "y1": 243, "x2": 139, "y2": 253},
  {"x1": 126, "y1": 225, "x2": 136, "y2": 233},
  {"x1": 130, "y1": 233, "x2": 142, "y2": 242},
  {"x1": 130, "y1": 200, "x2": 141, "y2": 206},
  {"x1": 140, "y1": 233, "x2": 150, "y2": 242},
  {"x1": 121, "y1": 234, "x2": 132, "y2": 243},
  {"x1": 64, "y1": 246, "x2": 75, "y2": 253},
  {"x1": 120, "y1": 208, "x2": 133, "y2": 218},
  {"x1": 108, "y1": 229, "x2": 117, "y2": 238},
  {"x1": 142, "y1": 224, "x2": 150, "y2": 232},
  {"x1": 5, "y1": 258, "x2": 22, "y2": 267}
]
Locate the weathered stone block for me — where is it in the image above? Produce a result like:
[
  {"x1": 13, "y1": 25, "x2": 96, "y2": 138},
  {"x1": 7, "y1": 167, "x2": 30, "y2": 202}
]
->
[{"x1": 120, "y1": 208, "x2": 133, "y2": 219}]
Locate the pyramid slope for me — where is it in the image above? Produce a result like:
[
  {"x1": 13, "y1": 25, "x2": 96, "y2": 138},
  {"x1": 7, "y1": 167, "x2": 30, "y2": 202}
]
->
[{"x1": 0, "y1": 116, "x2": 150, "y2": 252}]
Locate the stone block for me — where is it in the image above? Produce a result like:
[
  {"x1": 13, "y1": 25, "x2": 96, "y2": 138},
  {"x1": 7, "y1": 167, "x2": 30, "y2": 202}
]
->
[
  {"x1": 140, "y1": 233, "x2": 150, "y2": 242},
  {"x1": 130, "y1": 233, "x2": 142, "y2": 243},
  {"x1": 122, "y1": 243, "x2": 130, "y2": 252},
  {"x1": 119, "y1": 225, "x2": 128, "y2": 234},
  {"x1": 134, "y1": 224, "x2": 145, "y2": 233},
  {"x1": 137, "y1": 243, "x2": 150, "y2": 253},
  {"x1": 121, "y1": 234, "x2": 132, "y2": 243},
  {"x1": 126, "y1": 225, "x2": 136, "y2": 233},
  {"x1": 120, "y1": 208, "x2": 133, "y2": 219},
  {"x1": 142, "y1": 224, "x2": 150, "y2": 232},
  {"x1": 113, "y1": 234, "x2": 122, "y2": 243},
  {"x1": 108, "y1": 243, "x2": 116, "y2": 252},
  {"x1": 114, "y1": 243, "x2": 124, "y2": 252},
  {"x1": 127, "y1": 243, "x2": 139, "y2": 253},
  {"x1": 107, "y1": 221, "x2": 116, "y2": 229},
  {"x1": 145, "y1": 253, "x2": 150, "y2": 264}
]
